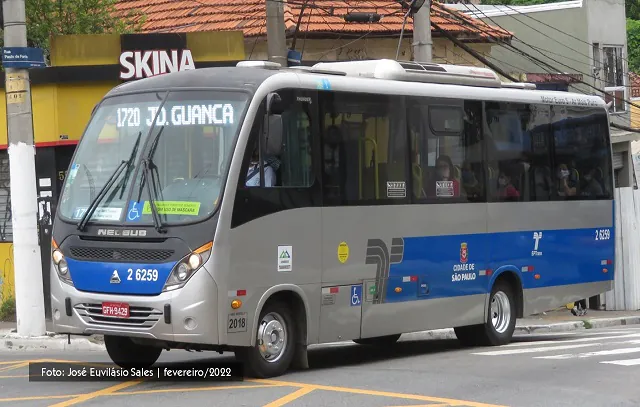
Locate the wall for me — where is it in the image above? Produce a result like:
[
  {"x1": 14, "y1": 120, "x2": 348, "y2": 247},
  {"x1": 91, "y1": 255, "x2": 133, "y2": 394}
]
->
[
  {"x1": 605, "y1": 187, "x2": 640, "y2": 311},
  {"x1": 632, "y1": 98, "x2": 640, "y2": 129},
  {"x1": 472, "y1": 5, "x2": 590, "y2": 91},
  {"x1": 244, "y1": 37, "x2": 493, "y2": 67}
]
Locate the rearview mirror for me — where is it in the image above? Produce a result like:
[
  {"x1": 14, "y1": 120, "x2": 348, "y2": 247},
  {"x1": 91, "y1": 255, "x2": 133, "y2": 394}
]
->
[{"x1": 262, "y1": 114, "x2": 283, "y2": 156}]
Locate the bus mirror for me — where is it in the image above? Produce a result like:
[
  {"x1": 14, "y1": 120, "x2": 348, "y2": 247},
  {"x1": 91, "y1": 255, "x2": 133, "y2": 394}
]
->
[
  {"x1": 263, "y1": 114, "x2": 283, "y2": 156},
  {"x1": 266, "y1": 92, "x2": 284, "y2": 115}
]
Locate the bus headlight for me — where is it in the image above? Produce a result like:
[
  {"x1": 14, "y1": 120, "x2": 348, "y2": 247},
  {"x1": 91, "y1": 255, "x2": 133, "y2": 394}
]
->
[
  {"x1": 163, "y1": 242, "x2": 213, "y2": 292},
  {"x1": 52, "y1": 249, "x2": 73, "y2": 285}
]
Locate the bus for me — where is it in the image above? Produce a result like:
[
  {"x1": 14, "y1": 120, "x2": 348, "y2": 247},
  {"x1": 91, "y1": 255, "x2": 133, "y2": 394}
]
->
[{"x1": 49, "y1": 59, "x2": 615, "y2": 378}]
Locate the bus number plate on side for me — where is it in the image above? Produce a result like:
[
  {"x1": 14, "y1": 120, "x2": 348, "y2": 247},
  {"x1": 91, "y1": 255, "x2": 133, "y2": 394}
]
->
[
  {"x1": 102, "y1": 302, "x2": 130, "y2": 318},
  {"x1": 227, "y1": 312, "x2": 247, "y2": 333}
]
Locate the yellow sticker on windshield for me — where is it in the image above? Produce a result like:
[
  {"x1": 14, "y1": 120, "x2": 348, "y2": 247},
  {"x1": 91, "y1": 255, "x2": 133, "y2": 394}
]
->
[{"x1": 142, "y1": 201, "x2": 201, "y2": 216}]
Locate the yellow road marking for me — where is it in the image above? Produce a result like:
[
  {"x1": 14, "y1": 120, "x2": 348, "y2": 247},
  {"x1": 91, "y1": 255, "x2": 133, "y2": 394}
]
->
[
  {"x1": 48, "y1": 379, "x2": 144, "y2": 407},
  {"x1": 262, "y1": 386, "x2": 315, "y2": 407},
  {"x1": 250, "y1": 379, "x2": 509, "y2": 407},
  {"x1": 0, "y1": 394, "x2": 81, "y2": 403},
  {"x1": 0, "y1": 361, "x2": 33, "y2": 372},
  {"x1": 114, "y1": 384, "x2": 283, "y2": 396},
  {"x1": 385, "y1": 405, "x2": 449, "y2": 407},
  {"x1": 0, "y1": 360, "x2": 39, "y2": 365},
  {"x1": 0, "y1": 374, "x2": 29, "y2": 378}
]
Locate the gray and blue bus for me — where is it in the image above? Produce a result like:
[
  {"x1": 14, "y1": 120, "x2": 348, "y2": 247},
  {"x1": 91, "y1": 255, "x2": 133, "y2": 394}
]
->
[{"x1": 49, "y1": 59, "x2": 615, "y2": 378}]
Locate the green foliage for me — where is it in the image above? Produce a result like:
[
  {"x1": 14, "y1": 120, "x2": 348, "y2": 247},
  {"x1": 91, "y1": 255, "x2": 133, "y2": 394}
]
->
[
  {"x1": 628, "y1": 18, "x2": 640, "y2": 73},
  {"x1": 0, "y1": 296, "x2": 15, "y2": 322},
  {"x1": 0, "y1": 0, "x2": 145, "y2": 60}
]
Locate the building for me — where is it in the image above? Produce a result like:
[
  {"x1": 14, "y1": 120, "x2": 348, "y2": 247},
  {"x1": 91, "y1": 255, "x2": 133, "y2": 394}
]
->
[
  {"x1": 449, "y1": 0, "x2": 640, "y2": 190},
  {"x1": 114, "y1": 0, "x2": 512, "y2": 68}
]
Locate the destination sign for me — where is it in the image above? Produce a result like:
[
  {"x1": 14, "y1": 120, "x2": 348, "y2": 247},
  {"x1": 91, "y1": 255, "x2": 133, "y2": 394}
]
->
[{"x1": 115, "y1": 104, "x2": 235, "y2": 128}]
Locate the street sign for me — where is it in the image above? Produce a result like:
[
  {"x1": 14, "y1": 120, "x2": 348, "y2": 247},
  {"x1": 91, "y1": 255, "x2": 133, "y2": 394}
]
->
[
  {"x1": 2, "y1": 47, "x2": 46, "y2": 68},
  {"x1": 287, "y1": 49, "x2": 301, "y2": 66}
]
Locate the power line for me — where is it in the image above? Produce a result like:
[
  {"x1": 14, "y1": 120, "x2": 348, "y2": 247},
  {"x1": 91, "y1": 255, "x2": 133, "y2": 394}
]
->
[{"x1": 439, "y1": 5, "x2": 640, "y2": 117}]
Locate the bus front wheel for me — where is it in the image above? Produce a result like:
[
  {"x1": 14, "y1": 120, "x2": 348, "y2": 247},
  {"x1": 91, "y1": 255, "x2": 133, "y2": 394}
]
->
[
  {"x1": 454, "y1": 280, "x2": 516, "y2": 347},
  {"x1": 104, "y1": 335, "x2": 162, "y2": 368},
  {"x1": 236, "y1": 301, "x2": 295, "y2": 378}
]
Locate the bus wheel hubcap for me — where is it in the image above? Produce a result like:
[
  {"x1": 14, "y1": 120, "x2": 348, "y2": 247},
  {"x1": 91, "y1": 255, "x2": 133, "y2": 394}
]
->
[
  {"x1": 257, "y1": 312, "x2": 286, "y2": 362},
  {"x1": 491, "y1": 291, "x2": 511, "y2": 334}
]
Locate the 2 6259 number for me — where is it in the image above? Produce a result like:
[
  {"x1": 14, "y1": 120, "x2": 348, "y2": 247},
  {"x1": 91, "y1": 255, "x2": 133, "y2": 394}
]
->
[
  {"x1": 595, "y1": 229, "x2": 611, "y2": 241},
  {"x1": 127, "y1": 268, "x2": 158, "y2": 282},
  {"x1": 227, "y1": 312, "x2": 247, "y2": 333}
]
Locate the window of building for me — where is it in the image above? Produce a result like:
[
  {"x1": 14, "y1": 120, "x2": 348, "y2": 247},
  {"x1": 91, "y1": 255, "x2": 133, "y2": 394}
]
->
[
  {"x1": 320, "y1": 91, "x2": 408, "y2": 205},
  {"x1": 408, "y1": 97, "x2": 485, "y2": 203},
  {"x1": 603, "y1": 45, "x2": 626, "y2": 113},
  {"x1": 550, "y1": 105, "x2": 613, "y2": 200}
]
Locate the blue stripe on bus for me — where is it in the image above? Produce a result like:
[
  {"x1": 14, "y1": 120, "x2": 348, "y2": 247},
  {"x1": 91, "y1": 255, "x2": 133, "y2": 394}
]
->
[
  {"x1": 384, "y1": 227, "x2": 615, "y2": 303},
  {"x1": 66, "y1": 258, "x2": 175, "y2": 295}
]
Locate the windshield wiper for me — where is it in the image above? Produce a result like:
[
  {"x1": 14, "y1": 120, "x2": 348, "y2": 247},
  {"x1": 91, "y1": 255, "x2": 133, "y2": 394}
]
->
[
  {"x1": 77, "y1": 132, "x2": 142, "y2": 231},
  {"x1": 136, "y1": 126, "x2": 166, "y2": 233}
]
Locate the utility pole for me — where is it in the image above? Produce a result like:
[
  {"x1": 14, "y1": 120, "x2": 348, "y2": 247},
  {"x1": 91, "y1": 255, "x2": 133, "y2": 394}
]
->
[
  {"x1": 2, "y1": 0, "x2": 46, "y2": 336},
  {"x1": 413, "y1": 0, "x2": 433, "y2": 63},
  {"x1": 266, "y1": 0, "x2": 287, "y2": 66}
]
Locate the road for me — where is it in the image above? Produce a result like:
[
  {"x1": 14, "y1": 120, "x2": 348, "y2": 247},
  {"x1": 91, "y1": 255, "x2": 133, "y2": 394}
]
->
[{"x1": 1, "y1": 325, "x2": 639, "y2": 407}]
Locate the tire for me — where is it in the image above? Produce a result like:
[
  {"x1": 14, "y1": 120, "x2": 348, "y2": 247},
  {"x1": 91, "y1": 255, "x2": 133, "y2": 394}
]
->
[
  {"x1": 235, "y1": 301, "x2": 295, "y2": 378},
  {"x1": 104, "y1": 335, "x2": 162, "y2": 369},
  {"x1": 353, "y1": 334, "x2": 401, "y2": 346},
  {"x1": 454, "y1": 280, "x2": 517, "y2": 347}
]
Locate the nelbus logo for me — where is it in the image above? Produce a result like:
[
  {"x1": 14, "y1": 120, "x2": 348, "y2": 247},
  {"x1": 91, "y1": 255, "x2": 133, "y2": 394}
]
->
[{"x1": 119, "y1": 49, "x2": 196, "y2": 80}]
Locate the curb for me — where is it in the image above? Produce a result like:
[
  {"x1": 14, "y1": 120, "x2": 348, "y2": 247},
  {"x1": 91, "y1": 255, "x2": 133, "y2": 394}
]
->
[
  {"x1": 0, "y1": 316, "x2": 638, "y2": 351},
  {"x1": 0, "y1": 333, "x2": 105, "y2": 352}
]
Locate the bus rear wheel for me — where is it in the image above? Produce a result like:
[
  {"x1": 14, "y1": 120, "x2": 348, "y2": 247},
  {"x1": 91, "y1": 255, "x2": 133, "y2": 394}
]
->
[
  {"x1": 454, "y1": 280, "x2": 516, "y2": 347},
  {"x1": 104, "y1": 335, "x2": 162, "y2": 368},
  {"x1": 353, "y1": 334, "x2": 401, "y2": 346},
  {"x1": 235, "y1": 301, "x2": 295, "y2": 378}
]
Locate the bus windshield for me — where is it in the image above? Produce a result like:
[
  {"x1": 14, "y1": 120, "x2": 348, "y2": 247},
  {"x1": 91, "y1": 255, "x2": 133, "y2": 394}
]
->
[{"x1": 58, "y1": 90, "x2": 249, "y2": 226}]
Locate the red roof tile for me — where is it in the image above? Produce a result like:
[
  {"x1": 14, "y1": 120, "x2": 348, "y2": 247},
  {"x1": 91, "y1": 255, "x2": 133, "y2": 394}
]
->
[
  {"x1": 115, "y1": 0, "x2": 512, "y2": 41},
  {"x1": 631, "y1": 72, "x2": 640, "y2": 99}
]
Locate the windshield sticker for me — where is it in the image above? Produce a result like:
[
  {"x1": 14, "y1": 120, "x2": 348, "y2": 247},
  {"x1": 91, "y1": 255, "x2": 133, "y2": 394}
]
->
[
  {"x1": 67, "y1": 164, "x2": 79, "y2": 184},
  {"x1": 141, "y1": 201, "x2": 201, "y2": 216},
  {"x1": 72, "y1": 206, "x2": 122, "y2": 221},
  {"x1": 115, "y1": 104, "x2": 235, "y2": 128},
  {"x1": 127, "y1": 201, "x2": 143, "y2": 222}
]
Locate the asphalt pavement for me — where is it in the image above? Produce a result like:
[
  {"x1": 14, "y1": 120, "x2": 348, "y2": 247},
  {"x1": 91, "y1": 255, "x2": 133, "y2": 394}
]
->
[{"x1": 0, "y1": 324, "x2": 639, "y2": 407}]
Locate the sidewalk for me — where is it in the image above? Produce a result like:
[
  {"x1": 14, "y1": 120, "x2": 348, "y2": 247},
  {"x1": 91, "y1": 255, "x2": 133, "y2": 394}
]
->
[{"x1": 0, "y1": 309, "x2": 639, "y2": 351}]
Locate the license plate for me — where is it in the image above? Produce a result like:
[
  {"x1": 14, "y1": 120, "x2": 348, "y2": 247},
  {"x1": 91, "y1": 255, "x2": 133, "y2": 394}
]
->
[{"x1": 102, "y1": 302, "x2": 130, "y2": 318}]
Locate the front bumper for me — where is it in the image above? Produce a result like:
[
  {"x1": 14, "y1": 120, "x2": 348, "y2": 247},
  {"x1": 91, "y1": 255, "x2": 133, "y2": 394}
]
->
[{"x1": 49, "y1": 263, "x2": 219, "y2": 345}]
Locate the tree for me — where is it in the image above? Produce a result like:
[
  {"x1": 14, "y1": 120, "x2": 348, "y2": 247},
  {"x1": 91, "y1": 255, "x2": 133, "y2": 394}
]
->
[
  {"x1": 0, "y1": 0, "x2": 145, "y2": 60},
  {"x1": 628, "y1": 18, "x2": 640, "y2": 73}
]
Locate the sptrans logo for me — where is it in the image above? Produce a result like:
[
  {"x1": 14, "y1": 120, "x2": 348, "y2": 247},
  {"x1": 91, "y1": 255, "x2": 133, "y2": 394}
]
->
[
  {"x1": 460, "y1": 242, "x2": 468, "y2": 264},
  {"x1": 120, "y1": 49, "x2": 196, "y2": 80}
]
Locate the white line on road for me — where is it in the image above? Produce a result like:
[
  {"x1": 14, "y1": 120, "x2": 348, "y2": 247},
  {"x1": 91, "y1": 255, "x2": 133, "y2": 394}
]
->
[
  {"x1": 601, "y1": 358, "x2": 640, "y2": 366},
  {"x1": 533, "y1": 347, "x2": 640, "y2": 360},
  {"x1": 498, "y1": 333, "x2": 640, "y2": 348},
  {"x1": 472, "y1": 343, "x2": 599, "y2": 356}
]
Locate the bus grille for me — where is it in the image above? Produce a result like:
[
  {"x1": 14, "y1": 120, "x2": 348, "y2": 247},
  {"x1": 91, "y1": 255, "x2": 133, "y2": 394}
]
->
[
  {"x1": 68, "y1": 247, "x2": 174, "y2": 263},
  {"x1": 74, "y1": 303, "x2": 163, "y2": 328}
]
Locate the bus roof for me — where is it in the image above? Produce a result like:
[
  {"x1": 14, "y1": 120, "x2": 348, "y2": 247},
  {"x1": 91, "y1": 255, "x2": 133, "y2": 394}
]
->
[
  {"x1": 104, "y1": 59, "x2": 607, "y2": 111},
  {"x1": 106, "y1": 65, "x2": 279, "y2": 97}
]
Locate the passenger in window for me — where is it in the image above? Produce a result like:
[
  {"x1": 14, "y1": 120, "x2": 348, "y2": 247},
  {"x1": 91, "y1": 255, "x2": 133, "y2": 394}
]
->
[
  {"x1": 430, "y1": 155, "x2": 460, "y2": 198},
  {"x1": 580, "y1": 167, "x2": 604, "y2": 197},
  {"x1": 497, "y1": 170, "x2": 520, "y2": 201},
  {"x1": 556, "y1": 163, "x2": 577, "y2": 197},
  {"x1": 246, "y1": 148, "x2": 276, "y2": 187},
  {"x1": 461, "y1": 160, "x2": 482, "y2": 200}
]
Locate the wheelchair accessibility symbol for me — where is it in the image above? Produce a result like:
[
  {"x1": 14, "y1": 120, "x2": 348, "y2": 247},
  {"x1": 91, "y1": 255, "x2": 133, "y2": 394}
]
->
[
  {"x1": 127, "y1": 201, "x2": 143, "y2": 222},
  {"x1": 350, "y1": 285, "x2": 362, "y2": 307}
]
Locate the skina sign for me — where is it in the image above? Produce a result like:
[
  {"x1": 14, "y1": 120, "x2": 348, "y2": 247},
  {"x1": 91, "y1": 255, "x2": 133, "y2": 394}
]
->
[{"x1": 119, "y1": 49, "x2": 196, "y2": 80}]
